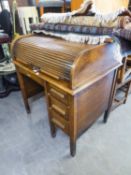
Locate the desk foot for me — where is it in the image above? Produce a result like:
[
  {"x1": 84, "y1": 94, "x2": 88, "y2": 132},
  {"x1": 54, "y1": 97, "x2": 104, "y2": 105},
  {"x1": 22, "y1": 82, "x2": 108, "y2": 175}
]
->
[
  {"x1": 103, "y1": 110, "x2": 109, "y2": 123},
  {"x1": 70, "y1": 139, "x2": 76, "y2": 157},
  {"x1": 26, "y1": 108, "x2": 31, "y2": 114},
  {"x1": 50, "y1": 123, "x2": 56, "y2": 138},
  {"x1": 23, "y1": 94, "x2": 30, "y2": 114},
  {"x1": 25, "y1": 103, "x2": 31, "y2": 114}
]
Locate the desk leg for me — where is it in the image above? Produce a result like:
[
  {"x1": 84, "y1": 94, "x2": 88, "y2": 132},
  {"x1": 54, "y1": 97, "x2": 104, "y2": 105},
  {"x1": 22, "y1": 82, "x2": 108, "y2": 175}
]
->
[
  {"x1": 61, "y1": 6, "x2": 65, "y2": 13},
  {"x1": 69, "y1": 96, "x2": 77, "y2": 157},
  {"x1": 0, "y1": 76, "x2": 6, "y2": 93},
  {"x1": 44, "y1": 82, "x2": 56, "y2": 138},
  {"x1": 103, "y1": 70, "x2": 117, "y2": 123},
  {"x1": 70, "y1": 138, "x2": 76, "y2": 157},
  {"x1": 124, "y1": 81, "x2": 131, "y2": 104},
  {"x1": 16, "y1": 70, "x2": 30, "y2": 114},
  {"x1": 50, "y1": 122, "x2": 57, "y2": 138}
]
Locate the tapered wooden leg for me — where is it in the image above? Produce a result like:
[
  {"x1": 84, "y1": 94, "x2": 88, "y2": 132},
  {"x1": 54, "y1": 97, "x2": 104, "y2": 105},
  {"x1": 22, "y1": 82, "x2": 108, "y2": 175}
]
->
[
  {"x1": 103, "y1": 110, "x2": 109, "y2": 123},
  {"x1": 70, "y1": 138, "x2": 76, "y2": 157},
  {"x1": 40, "y1": 7, "x2": 44, "y2": 16},
  {"x1": 69, "y1": 96, "x2": 77, "y2": 157},
  {"x1": 50, "y1": 122, "x2": 57, "y2": 138},
  {"x1": 44, "y1": 81, "x2": 57, "y2": 138},
  {"x1": 16, "y1": 70, "x2": 30, "y2": 114},
  {"x1": 124, "y1": 82, "x2": 131, "y2": 104},
  {"x1": 23, "y1": 98, "x2": 30, "y2": 114},
  {"x1": 103, "y1": 70, "x2": 118, "y2": 123},
  {"x1": 61, "y1": 6, "x2": 65, "y2": 13}
]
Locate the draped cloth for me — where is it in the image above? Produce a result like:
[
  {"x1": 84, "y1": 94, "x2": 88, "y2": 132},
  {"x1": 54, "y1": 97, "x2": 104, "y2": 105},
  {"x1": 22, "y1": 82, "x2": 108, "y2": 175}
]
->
[
  {"x1": 41, "y1": 0, "x2": 131, "y2": 28},
  {"x1": 31, "y1": 0, "x2": 131, "y2": 44}
]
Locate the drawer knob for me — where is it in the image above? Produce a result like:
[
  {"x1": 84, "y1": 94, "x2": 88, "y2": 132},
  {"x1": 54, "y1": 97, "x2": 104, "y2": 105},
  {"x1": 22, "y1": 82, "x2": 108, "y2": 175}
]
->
[{"x1": 50, "y1": 88, "x2": 65, "y2": 99}]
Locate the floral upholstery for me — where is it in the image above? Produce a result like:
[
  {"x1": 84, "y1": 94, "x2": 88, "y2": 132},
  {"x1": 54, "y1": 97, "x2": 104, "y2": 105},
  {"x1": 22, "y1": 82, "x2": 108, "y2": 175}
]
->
[{"x1": 114, "y1": 29, "x2": 131, "y2": 41}]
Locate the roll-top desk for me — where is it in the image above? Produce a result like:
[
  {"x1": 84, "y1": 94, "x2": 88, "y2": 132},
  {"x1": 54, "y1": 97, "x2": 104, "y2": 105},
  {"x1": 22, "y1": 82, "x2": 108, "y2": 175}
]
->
[{"x1": 13, "y1": 35, "x2": 121, "y2": 156}]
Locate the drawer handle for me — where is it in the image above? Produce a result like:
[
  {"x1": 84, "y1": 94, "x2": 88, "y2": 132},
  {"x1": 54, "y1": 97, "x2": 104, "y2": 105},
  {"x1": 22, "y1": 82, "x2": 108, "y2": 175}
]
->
[
  {"x1": 50, "y1": 88, "x2": 65, "y2": 99},
  {"x1": 52, "y1": 104, "x2": 66, "y2": 116},
  {"x1": 52, "y1": 118, "x2": 65, "y2": 129}
]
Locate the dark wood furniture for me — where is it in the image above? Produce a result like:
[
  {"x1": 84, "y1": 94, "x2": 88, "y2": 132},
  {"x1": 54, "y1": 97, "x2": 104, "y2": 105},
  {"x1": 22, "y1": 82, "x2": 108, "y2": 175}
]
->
[
  {"x1": 128, "y1": 0, "x2": 131, "y2": 10},
  {"x1": 13, "y1": 35, "x2": 121, "y2": 156},
  {"x1": 111, "y1": 38, "x2": 131, "y2": 110},
  {"x1": 36, "y1": 0, "x2": 65, "y2": 16},
  {"x1": 112, "y1": 55, "x2": 131, "y2": 110}
]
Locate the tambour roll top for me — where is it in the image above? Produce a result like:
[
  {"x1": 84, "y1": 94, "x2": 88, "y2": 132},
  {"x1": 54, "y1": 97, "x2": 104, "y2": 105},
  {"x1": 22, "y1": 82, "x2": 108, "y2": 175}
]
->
[{"x1": 13, "y1": 35, "x2": 122, "y2": 89}]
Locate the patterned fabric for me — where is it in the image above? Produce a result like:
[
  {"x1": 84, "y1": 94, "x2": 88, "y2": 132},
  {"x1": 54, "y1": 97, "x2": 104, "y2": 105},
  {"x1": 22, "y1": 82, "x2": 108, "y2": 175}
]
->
[
  {"x1": 33, "y1": 29, "x2": 113, "y2": 45},
  {"x1": 114, "y1": 29, "x2": 131, "y2": 41},
  {"x1": 40, "y1": 0, "x2": 93, "y2": 22},
  {"x1": 41, "y1": 15, "x2": 124, "y2": 28},
  {"x1": 41, "y1": 3, "x2": 131, "y2": 27},
  {"x1": 118, "y1": 16, "x2": 131, "y2": 28},
  {"x1": 30, "y1": 23, "x2": 114, "y2": 35}
]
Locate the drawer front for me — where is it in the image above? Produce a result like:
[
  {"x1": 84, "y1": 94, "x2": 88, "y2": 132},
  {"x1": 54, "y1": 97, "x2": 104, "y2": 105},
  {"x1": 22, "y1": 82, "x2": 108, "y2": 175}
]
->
[
  {"x1": 50, "y1": 109, "x2": 69, "y2": 134},
  {"x1": 49, "y1": 97, "x2": 69, "y2": 120},
  {"x1": 48, "y1": 84, "x2": 69, "y2": 105},
  {"x1": 17, "y1": 66, "x2": 44, "y2": 86}
]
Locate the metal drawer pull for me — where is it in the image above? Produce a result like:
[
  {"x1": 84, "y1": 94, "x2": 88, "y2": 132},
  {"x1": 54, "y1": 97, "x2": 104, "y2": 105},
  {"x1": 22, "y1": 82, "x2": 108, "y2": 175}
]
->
[
  {"x1": 52, "y1": 104, "x2": 66, "y2": 116},
  {"x1": 52, "y1": 118, "x2": 65, "y2": 129},
  {"x1": 50, "y1": 88, "x2": 65, "y2": 99}
]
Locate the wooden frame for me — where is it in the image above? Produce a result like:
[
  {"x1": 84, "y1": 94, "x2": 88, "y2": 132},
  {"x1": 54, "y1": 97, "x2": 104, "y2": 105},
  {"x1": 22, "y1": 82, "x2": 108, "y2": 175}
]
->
[
  {"x1": 36, "y1": 0, "x2": 65, "y2": 16},
  {"x1": 112, "y1": 56, "x2": 131, "y2": 110}
]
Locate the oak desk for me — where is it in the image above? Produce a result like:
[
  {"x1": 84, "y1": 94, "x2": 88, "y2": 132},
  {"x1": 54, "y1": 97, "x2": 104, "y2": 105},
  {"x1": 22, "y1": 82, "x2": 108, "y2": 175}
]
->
[{"x1": 13, "y1": 35, "x2": 121, "y2": 156}]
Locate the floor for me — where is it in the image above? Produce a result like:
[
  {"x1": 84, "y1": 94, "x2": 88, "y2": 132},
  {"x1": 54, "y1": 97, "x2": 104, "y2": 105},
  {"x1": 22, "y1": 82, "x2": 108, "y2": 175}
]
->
[{"x1": 0, "y1": 91, "x2": 131, "y2": 175}]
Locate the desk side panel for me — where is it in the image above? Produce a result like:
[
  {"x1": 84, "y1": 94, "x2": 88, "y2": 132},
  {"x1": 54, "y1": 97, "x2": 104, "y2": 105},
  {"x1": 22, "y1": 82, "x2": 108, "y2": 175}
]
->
[{"x1": 76, "y1": 72, "x2": 114, "y2": 135}]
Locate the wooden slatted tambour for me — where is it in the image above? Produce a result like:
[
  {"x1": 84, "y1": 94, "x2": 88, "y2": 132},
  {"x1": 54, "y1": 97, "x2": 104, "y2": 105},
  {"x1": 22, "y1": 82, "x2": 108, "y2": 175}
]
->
[
  {"x1": 13, "y1": 35, "x2": 122, "y2": 156},
  {"x1": 13, "y1": 35, "x2": 120, "y2": 89},
  {"x1": 13, "y1": 36, "x2": 88, "y2": 82}
]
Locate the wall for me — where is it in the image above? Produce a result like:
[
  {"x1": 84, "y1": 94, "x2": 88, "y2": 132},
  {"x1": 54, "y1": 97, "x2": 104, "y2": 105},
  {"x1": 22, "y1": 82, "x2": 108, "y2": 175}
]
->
[
  {"x1": 71, "y1": 0, "x2": 129, "y2": 12},
  {"x1": 94, "y1": 0, "x2": 129, "y2": 13}
]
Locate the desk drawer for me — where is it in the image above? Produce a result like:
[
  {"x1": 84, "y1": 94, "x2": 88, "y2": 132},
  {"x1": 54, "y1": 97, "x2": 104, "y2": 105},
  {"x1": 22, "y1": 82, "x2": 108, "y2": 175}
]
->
[
  {"x1": 50, "y1": 109, "x2": 69, "y2": 134},
  {"x1": 16, "y1": 65, "x2": 44, "y2": 86},
  {"x1": 48, "y1": 84, "x2": 69, "y2": 105},
  {"x1": 49, "y1": 97, "x2": 69, "y2": 120}
]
